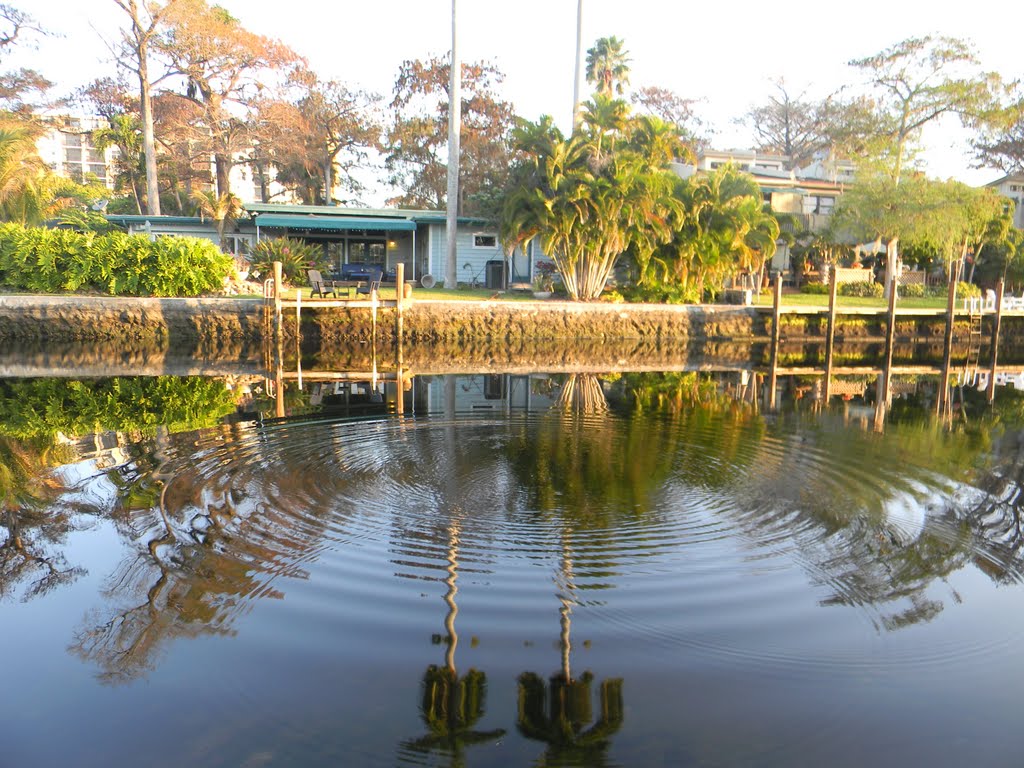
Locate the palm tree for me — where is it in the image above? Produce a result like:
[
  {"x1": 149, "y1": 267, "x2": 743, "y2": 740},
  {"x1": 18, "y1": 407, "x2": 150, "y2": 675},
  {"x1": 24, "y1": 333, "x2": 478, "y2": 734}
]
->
[
  {"x1": 93, "y1": 113, "x2": 146, "y2": 214},
  {"x1": 0, "y1": 122, "x2": 56, "y2": 225},
  {"x1": 500, "y1": 111, "x2": 681, "y2": 300},
  {"x1": 190, "y1": 189, "x2": 243, "y2": 252},
  {"x1": 585, "y1": 36, "x2": 630, "y2": 98},
  {"x1": 652, "y1": 164, "x2": 779, "y2": 298}
]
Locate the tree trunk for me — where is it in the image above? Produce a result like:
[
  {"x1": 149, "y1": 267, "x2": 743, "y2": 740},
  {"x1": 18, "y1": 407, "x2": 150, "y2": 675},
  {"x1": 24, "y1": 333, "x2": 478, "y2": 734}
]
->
[
  {"x1": 571, "y1": 0, "x2": 583, "y2": 130},
  {"x1": 123, "y1": 0, "x2": 161, "y2": 216},
  {"x1": 444, "y1": 0, "x2": 460, "y2": 288},
  {"x1": 214, "y1": 154, "x2": 232, "y2": 198}
]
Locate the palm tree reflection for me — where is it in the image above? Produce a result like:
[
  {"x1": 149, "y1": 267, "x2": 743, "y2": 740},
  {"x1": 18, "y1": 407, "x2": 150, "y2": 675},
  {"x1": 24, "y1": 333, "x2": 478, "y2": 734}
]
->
[
  {"x1": 401, "y1": 521, "x2": 504, "y2": 764},
  {"x1": 517, "y1": 535, "x2": 623, "y2": 764},
  {"x1": 520, "y1": 377, "x2": 625, "y2": 763}
]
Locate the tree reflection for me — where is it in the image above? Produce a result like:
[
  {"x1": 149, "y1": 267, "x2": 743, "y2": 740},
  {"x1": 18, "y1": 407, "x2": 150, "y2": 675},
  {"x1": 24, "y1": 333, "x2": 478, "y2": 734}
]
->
[
  {"x1": 401, "y1": 522, "x2": 504, "y2": 765},
  {"x1": 68, "y1": 422, "x2": 328, "y2": 684},
  {"x1": 0, "y1": 436, "x2": 87, "y2": 601},
  {"x1": 517, "y1": 534, "x2": 623, "y2": 765}
]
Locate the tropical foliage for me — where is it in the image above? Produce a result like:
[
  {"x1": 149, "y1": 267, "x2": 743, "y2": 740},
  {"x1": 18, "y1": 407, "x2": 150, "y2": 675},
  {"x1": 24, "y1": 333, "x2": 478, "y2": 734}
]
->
[
  {"x1": 639, "y1": 164, "x2": 779, "y2": 302},
  {"x1": 247, "y1": 236, "x2": 323, "y2": 283},
  {"x1": 500, "y1": 99, "x2": 686, "y2": 300},
  {"x1": 0, "y1": 222, "x2": 233, "y2": 296}
]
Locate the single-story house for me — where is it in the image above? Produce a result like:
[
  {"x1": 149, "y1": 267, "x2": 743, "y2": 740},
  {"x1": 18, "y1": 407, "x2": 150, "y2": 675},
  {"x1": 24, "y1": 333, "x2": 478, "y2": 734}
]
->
[{"x1": 108, "y1": 204, "x2": 538, "y2": 289}]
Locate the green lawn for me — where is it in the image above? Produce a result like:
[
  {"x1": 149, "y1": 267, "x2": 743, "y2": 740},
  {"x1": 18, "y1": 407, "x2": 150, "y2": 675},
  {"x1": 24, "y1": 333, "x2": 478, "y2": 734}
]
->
[
  {"x1": 752, "y1": 292, "x2": 949, "y2": 310},
  {"x1": 270, "y1": 283, "x2": 955, "y2": 309},
  {"x1": 279, "y1": 285, "x2": 543, "y2": 302}
]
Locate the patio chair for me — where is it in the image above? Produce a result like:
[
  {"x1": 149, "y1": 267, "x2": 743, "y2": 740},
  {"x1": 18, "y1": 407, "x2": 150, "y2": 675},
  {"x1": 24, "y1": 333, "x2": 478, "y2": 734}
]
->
[
  {"x1": 308, "y1": 269, "x2": 338, "y2": 298},
  {"x1": 356, "y1": 278, "x2": 382, "y2": 297}
]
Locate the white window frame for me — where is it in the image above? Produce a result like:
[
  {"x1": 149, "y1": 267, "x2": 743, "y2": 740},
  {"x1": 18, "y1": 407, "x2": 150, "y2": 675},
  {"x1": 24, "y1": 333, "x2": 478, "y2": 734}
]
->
[{"x1": 473, "y1": 233, "x2": 498, "y2": 249}]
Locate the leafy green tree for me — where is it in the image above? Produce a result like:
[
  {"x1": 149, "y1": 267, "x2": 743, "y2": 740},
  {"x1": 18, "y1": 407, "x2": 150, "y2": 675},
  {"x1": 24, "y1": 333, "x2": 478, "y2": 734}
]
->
[
  {"x1": 93, "y1": 111, "x2": 145, "y2": 213},
  {"x1": 832, "y1": 173, "x2": 1007, "y2": 285},
  {"x1": 0, "y1": 120, "x2": 59, "y2": 225},
  {"x1": 584, "y1": 36, "x2": 630, "y2": 98},
  {"x1": 851, "y1": 35, "x2": 1005, "y2": 183},
  {"x1": 190, "y1": 188, "x2": 242, "y2": 251}
]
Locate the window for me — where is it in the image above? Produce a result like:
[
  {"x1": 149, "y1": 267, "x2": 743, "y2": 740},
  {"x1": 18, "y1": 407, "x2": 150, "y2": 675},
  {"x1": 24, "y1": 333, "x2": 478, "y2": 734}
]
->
[
  {"x1": 802, "y1": 195, "x2": 835, "y2": 215},
  {"x1": 473, "y1": 233, "x2": 497, "y2": 248}
]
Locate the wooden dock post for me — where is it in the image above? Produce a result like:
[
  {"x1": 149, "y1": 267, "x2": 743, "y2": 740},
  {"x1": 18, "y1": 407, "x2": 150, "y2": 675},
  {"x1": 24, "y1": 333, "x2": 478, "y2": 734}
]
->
[
  {"x1": 395, "y1": 262, "x2": 405, "y2": 342},
  {"x1": 395, "y1": 263, "x2": 406, "y2": 417},
  {"x1": 938, "y1": 262, "x2": 960, "y2": 416},
  {"x1": 881, "y1": 275, "x2": 898, "y2": 406},
  {"x1": 988, "y1": 278, "x2": 1005, "y2": 403},
  {"x1": 370, "y1": 281, "x2": 378, "y2": 341},
  {"x1": 824, "y1": 264, "x2": 838, "y2": 402},
  {"x1": 766, "y1": 276, "x2": 783, "y2": 411},
  {"x1": 273, "y1": 260, "x2": 283, "y2": 346}
]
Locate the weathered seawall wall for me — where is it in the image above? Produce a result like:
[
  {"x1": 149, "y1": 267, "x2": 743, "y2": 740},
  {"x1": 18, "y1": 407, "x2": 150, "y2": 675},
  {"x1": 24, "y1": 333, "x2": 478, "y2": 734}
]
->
[
  {"x1": 2, "y1": 296, "x2": 1023, "y2": 367},
  {"x1": 0, "y1": 296, "x2": 770, "y2": 343}
]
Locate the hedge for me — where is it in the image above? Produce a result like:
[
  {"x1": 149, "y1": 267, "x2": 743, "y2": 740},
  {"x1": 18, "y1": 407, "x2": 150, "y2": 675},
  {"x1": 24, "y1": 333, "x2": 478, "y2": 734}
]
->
[
  {"x1": 0, "y1": 223, "x2": 234, "y2": 297},
  {"x1": 0, "y1": 377, "x2": 238, "y2": 439}
]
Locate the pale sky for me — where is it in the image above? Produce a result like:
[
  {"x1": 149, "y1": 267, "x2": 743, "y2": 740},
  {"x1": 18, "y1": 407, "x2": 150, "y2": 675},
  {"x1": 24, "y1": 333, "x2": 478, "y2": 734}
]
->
[{"x1": 12, "y1": 0, "x2": 1023, "y2": 194}]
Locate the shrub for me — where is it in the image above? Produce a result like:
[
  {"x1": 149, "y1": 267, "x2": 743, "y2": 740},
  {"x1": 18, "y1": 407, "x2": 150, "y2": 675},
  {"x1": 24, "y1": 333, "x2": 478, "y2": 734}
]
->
[
  {"x1": 800, "y1": 283, "x2": 829, "y2": 295},
  {"x1": 248, "y1": 237, "x2": 324, "y2": 284},
  {"x1": 839, "y1": 281, "x2": 884, "y2": 298},
  {"x1": 899, "y1": 282, "x2": 926, "y2": 298},
  {"x1": 955, "y1": 281, "x2": 981, "y2": 299},
  {"x1": 0, "y1": 222, "x2": 233, "y2": 297}
]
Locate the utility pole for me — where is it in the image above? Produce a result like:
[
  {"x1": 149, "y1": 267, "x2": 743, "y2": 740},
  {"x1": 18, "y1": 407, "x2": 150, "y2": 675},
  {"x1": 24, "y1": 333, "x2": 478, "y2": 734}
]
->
[{"x1": 445, "y1": 0, "x2": 461, "y2": 289}]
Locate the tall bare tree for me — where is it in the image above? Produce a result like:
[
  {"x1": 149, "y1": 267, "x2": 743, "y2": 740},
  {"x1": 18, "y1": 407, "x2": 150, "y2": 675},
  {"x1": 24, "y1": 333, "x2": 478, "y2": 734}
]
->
[
  {"x1": 154, "y1": 0, "x2": 299, "y2": 197},
  {"x1": 113, "y1": 0, "x2": 179, "y2": 215}
]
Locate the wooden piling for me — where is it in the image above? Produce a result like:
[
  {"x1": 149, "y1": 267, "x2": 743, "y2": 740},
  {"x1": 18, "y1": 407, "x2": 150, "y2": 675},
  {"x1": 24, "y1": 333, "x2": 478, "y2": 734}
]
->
[
  {"x1": 766, "y1": 276, "x2": 782, "y2": 411},
  {"x1": 938, "y1": 262, "x2": 960, "y2": 416},
  {"x1": 396, "y1": 262, "x2": 405, "y2": 342},
  {"x1": 881, "y1": 275, "x2": 898, "y2": 407},
  {"x1": 272, "y1": 264, "x2": 284, "y2": 350},
  {"x1": 988, "y1": 278, "x2": 1005, "y2": 403},
  {"x1": 824, "y1": 264, "x2": 838, "y2": 402}
]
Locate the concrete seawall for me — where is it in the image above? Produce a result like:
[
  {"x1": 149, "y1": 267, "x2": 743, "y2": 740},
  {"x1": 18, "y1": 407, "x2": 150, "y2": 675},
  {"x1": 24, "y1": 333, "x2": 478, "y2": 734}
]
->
[
  {"x1": 1, "y1": 295, "x2": 1020, "y2": 356},
  {"x1": 0, "y1": 295, "x2": 769, "y2": 343}
]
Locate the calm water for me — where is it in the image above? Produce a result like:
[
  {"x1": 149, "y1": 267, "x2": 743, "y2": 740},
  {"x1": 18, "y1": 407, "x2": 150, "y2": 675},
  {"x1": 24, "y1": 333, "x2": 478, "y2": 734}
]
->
[{"x1": 2, "y1": 367, "x2": 1024, "y2": 767}]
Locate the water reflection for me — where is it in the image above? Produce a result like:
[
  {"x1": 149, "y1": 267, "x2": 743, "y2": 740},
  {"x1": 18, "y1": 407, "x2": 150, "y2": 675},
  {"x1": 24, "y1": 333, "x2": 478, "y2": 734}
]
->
[
  {"x1": 399, "y1": 522, "x2": 505, "y2": 765},
  {"x1": 6, "y1": 361, "x2": 1024, "y2": 765},
  {"x1": 0, "y1": 436, "x2": 87, "y2": 600}
]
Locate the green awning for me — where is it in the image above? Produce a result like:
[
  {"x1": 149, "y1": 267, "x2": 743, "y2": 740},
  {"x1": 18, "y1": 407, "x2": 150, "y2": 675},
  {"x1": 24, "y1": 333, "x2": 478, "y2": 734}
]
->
[{"x1": 256, "y1": 214, "x2": 416, "y2": 232}]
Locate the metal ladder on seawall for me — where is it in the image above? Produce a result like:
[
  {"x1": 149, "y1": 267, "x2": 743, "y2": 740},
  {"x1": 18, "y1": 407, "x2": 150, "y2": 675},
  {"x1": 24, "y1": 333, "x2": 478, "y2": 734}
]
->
[{"x1": 963, "y1": 303, "x2": 984, "y2": 386}]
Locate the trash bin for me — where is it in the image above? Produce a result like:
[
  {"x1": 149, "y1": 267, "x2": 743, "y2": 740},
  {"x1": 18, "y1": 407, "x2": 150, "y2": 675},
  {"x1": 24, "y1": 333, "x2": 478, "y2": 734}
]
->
[{"x1": 485, "y1": 260, "x2": 506, "y2": 289}]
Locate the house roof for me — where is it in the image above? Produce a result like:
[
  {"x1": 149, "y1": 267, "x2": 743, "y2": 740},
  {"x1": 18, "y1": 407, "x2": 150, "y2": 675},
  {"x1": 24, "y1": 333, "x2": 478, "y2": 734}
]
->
[
  {"x1": 243, "y1": 203, "x2": 490, "y2": 226},
  {"x1": 106, "y1": 215, "x2": 206, "y2": 226},
  {"x1": 984, "y1": 173, "x2": 1024, "y2": 188},
  {"x1": 255, "y1": 214, "x2": 416, "y2": 232}
]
